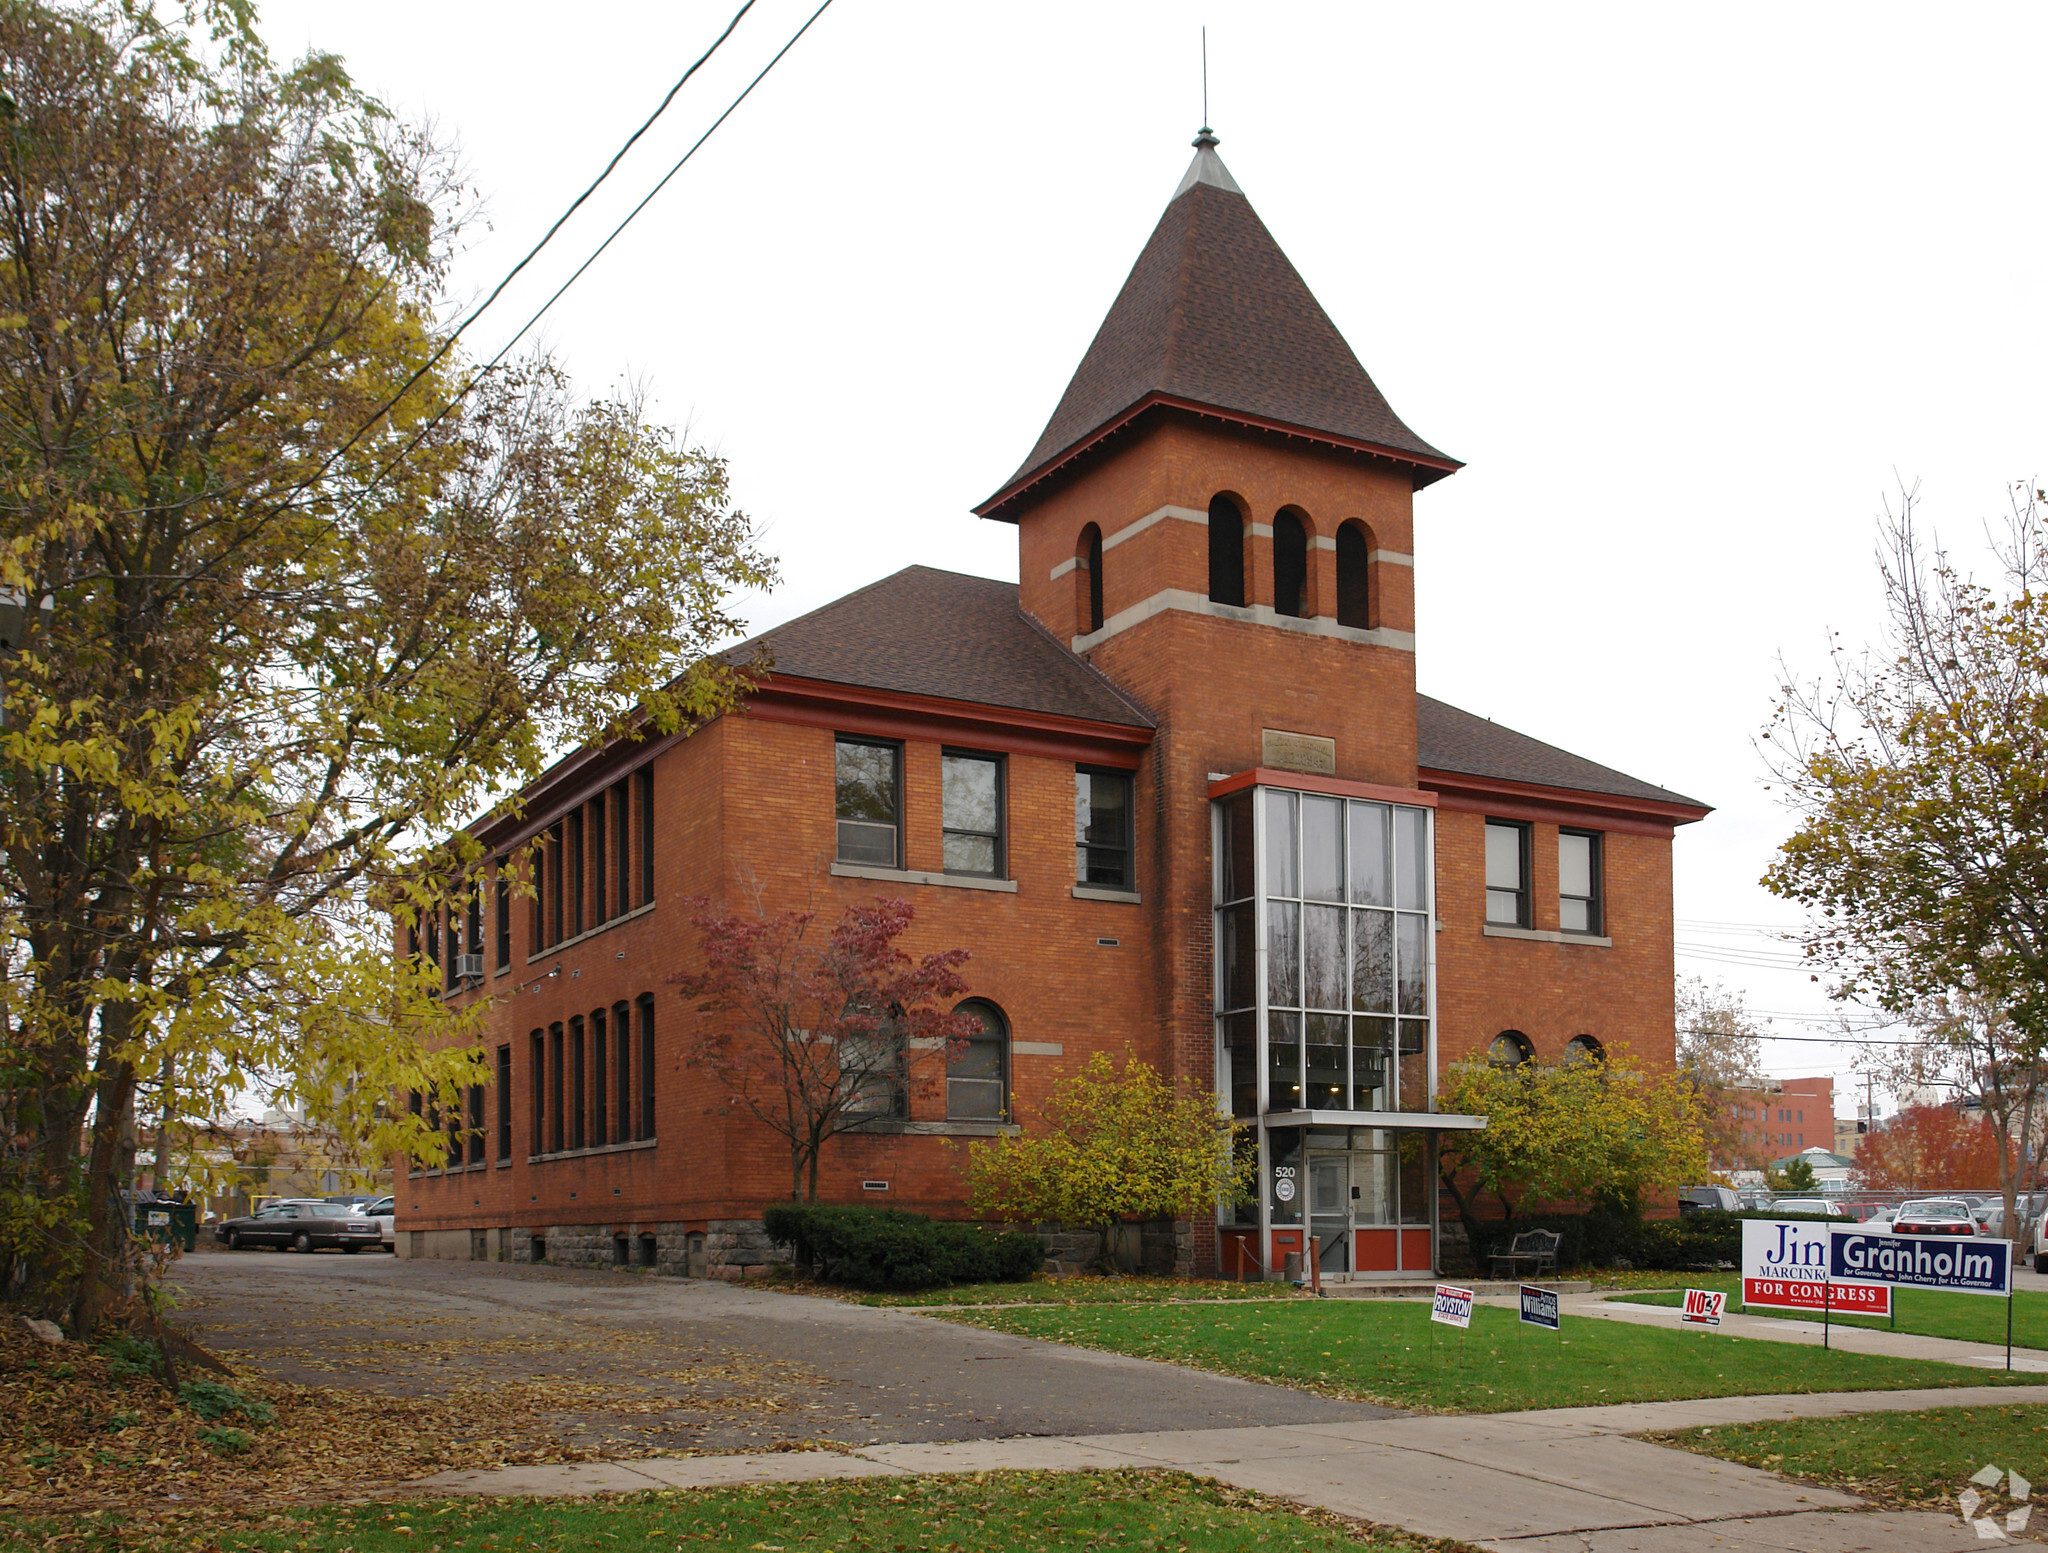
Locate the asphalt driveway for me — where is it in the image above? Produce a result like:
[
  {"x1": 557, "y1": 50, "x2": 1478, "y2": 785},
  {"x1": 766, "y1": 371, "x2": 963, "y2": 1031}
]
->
[{"x1": 174, "y1": 1248, "x2": 1394, "y2": 1458}]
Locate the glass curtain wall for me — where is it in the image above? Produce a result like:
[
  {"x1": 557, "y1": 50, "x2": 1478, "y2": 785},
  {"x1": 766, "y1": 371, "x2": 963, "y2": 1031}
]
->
[{"x1": 1214, "y1": 785, "x2": 1436, "y2": 1266}]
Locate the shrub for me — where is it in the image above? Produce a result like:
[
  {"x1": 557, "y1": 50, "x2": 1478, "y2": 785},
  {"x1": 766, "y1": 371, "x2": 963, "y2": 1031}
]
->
[
  {"x1": 198, "y1": 1426, "x2": 251, "y2": 1455},
  {"x1": 762, "y1": 1203, "x2": 1042, "y2": 1291},
  {"x1": 97, "y1": 1333, "x2": 158, "y2": 1381}
]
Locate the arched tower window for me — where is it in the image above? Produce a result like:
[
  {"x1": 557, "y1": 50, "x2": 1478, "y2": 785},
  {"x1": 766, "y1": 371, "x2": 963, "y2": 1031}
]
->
[
  {"x1": 1077, "y1": 523, "x2": 1104, "y2": 634},
  {"x1": 948, "y1": 999, "x2": 1009, "y2": 1121},
  {"x1": 1487, "y1": 1030, "x2": 1535, "y2": 1069},
  {"x1": 1207, "y1": 495, "x2": 1245, "y2": 607},
  {"x1": 1336, "y1": 520, "x2": 1374, "y2": 630},
  {"x1": 1273, "y1": 508, "x2": 1309, "y2": 618}
]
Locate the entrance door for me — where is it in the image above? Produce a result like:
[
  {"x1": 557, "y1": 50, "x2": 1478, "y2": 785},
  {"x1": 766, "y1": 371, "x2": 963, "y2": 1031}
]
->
[{"x1": 1308, "y1": 1154, "x2": 1350, "y2": 1274}]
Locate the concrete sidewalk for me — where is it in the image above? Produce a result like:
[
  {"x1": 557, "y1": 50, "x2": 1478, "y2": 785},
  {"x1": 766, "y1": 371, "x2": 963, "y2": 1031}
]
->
[
  {"x1": 412, "y1": 1384, "x2": 2048, "y2": 1551},
  {"x1": 1554, "y1": 1290, "x2": 2048, "y2": 1373}
]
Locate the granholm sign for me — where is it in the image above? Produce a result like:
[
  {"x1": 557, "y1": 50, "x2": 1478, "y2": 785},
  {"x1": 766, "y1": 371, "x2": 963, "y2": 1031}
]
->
[{"x1": 1827, "y1": 1228, "x2": 2012, "y2": 1297}]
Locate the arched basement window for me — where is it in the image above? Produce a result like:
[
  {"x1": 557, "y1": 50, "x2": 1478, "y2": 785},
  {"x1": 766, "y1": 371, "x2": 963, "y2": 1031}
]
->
[
  {"x1": 1273, "y1": 508, "x2": 1309, "y2": 618},
  {"x1": 1078, "y1": 523, "x2": 1104, "y2": 633},
  {"x1": 1208, "y1": 495, "x2": 1245, "y2": 607},
  {"x1": 1336, "y1": 520, "x2": 1373, "y2": 629},
  {"x1": 1563, "y1": 1034, "x2": 1605, "y2": 1066},
  {"x1": 1487, "y1": 1030, "x2": 1535, "y2": 1069}
]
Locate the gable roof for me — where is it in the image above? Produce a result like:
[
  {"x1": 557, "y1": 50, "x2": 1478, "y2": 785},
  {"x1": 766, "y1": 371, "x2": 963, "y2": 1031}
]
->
[
  {"x1": 1417, "y1": 695, "x2": 1707, "y2": 812},
  {"x1": 981, "y1": 134, "x2": 1457, "y2": 516},
  {"x1": 731, "y1": 566, "x2": 1153, "y2": 729}
]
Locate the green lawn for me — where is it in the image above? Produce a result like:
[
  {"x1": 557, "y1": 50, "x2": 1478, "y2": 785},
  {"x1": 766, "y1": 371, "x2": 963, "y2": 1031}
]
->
[
  {"x1": 1607, "y1": 1275, "x2": 2048, "y2": 1350},
  {"x1": 833, "y1": 1276, "x2": 1304, "y2": 1308},
  {"x1": 2, "y1": 1471, "x2": 1415, "y2": 1553},
  {"x1": 1646, "y1": 1403, "x2": 2048, "y2": 1511},
  {"x1": 932, "y1": 1299, "x2": 2035, "y2": 1413}
]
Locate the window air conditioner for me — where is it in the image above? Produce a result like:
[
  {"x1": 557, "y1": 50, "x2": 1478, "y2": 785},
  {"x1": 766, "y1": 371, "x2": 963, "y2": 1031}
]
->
[{"x1": 454, "y1": 953, "x2": 485, "y2": 980}]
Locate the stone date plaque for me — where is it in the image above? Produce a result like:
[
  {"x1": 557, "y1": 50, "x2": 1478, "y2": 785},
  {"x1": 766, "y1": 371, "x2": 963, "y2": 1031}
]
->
[{"x1": 1262, "y1": 729, "x2": 1336, "y2": 775}]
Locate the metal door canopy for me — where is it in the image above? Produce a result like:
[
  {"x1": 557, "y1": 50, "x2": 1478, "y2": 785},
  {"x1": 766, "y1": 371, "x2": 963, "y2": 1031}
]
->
[{"x1": 1827, "y1": 1228, "x2": 2012, "y2": 1295}]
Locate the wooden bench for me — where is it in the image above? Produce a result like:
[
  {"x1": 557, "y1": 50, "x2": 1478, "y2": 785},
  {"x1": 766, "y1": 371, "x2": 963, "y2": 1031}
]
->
[{"x1": 1487, "y1": 1228, "x2": 1562, "y2": 1281}]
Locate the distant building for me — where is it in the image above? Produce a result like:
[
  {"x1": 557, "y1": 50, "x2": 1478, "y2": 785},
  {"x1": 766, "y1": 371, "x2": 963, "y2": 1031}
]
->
[
  {"x1": 1713, "y1": 1075, "x2": 1833, "y2": 1182},
  {"x1": 1769, "y1": 1146, "x2": 1855, "y2": 1189}
]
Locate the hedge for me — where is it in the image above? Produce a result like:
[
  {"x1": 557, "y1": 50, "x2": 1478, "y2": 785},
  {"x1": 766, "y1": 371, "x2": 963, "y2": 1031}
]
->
[
  {"x1": 1463, "y1": 1208, "x2": 1850, "y2": 1272},
  {"x1": 761, "y1": 1203, "x2": 1044, "y2": 1291}
]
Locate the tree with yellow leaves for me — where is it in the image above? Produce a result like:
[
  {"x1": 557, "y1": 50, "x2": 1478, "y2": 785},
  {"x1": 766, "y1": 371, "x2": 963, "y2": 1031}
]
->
[
  {"x1": 0, "y1": 3, "x2": 773, "y2": 1330},
  {"x1": 1435, "y1": 1043, "x2": 1710, "y2": 1244},
  {"x1": 965, "y1": 1053, "x2": 1255, "y2": 1273}
]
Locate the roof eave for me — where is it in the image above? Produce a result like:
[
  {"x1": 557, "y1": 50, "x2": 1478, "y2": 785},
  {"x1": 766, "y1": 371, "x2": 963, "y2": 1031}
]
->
[
  {"x1": 975, "y1": 392, "x2": 1462, "y2": 522},
  {"x1": 1419, "y1": 765, "x2": 1712, "y2": 834}
]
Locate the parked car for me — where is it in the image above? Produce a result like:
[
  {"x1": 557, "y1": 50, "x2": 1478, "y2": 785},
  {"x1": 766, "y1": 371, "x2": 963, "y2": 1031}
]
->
[
  {"x1": 1767, "y1": 1197, "x2": 1854, "y2": 1219},
  {"x1": 362, "y1": 1194, "x2": 395, "y2": 1251},
  {"x1": 1891, "y1": 1198, "x2": 1979, "y2": 1236},
  {"x1": 214, "y1": 1199, "x2": 381, "y2": 1253},
  {"x1": 1677, "y1": 1185, "x2": 1738, "y2": 1214}
]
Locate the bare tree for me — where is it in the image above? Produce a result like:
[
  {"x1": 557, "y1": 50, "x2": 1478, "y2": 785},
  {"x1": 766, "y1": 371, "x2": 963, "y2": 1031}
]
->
[
  {"x1": 1676, "y1": 976, "x2": 1768, "y2": 1174},
  {"x1": 1765, "y1": 482, "x2": 2048, "y2": 1240}
]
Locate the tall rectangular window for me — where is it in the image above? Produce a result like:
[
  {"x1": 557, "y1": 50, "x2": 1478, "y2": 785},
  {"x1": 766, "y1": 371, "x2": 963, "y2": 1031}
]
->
[
  {"x1": 495, "y1": 868, "x2": 511, "y2": 970},
  {"x1": 1075, "y1": 767, "x2": 1133, "y2": 889},
  {"x1": 529, "y1": 845, "x2": 544, "y2": 957},
  {"x1": 613, "y1": 780, "x2": 631, "y2": 917},
  {"x1": 591, "y1": 795, "x2": 607, "y2": 926},
  {"x1": 548, "y1": 822, "x2": 565, "y2": 946},
  {"x1": 567, "y1": 810, "x2": 584, "y2": 939},
  {"x1": 495, "y1": 1044, "x2": 513, "y2": 1162},
  {"x1": 615, "y1": 1001, "x2": 633, "y2": 1145},
  {"x1": 568, "y1": 1017, "x2": 586, "y2": 1150},
  {"x1": 941, "y1": 751, "x2": 1004, "y2": 877},
  {"x1": 529, "y1": 1030, "x2": 545, "y2": 1155},
  {"x1": 467, "y1": 1083, "x2": 486, "y2": 1164},
  {"x1": 591, "y1": 1005, "x2": 608, "y2": 1147},
  {"x1": 638, "y1": 768, "x2": 655, "y2": 906},
  {"x1": 1484, "y1": 820, "x2": 1530, "y2": 927},
  {"x1": 466, "y1": 886, "x2": 483, "y2": 967},
  {"x1": 548, "y1": 1022, "x2": 565, "y2": 1153},
  {"x1": 446, "y1": 1091, "x2": 462, "y2": 1168},
  {"x1": 1559, "y1": 830, "x2": 1603, "y2": 935},
  {"x1": 637, "y1": 994, "x2": 656, "y2": 1141},
  {"x1": 835, "y1": 737, "x2": 901, "y2": 866}
]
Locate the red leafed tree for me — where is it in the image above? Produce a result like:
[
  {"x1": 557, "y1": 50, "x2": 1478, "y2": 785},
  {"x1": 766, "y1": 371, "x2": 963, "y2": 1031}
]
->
[
  {"x1": 673, "y1": 896, "x2": 979, "y2": 1201},
  {"x1": 1853, "y1": 1103, "x2": 2013, "y2": 1192}
]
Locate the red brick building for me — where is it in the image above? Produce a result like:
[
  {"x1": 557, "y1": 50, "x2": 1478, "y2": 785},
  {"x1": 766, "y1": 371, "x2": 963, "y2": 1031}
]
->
[
  {"x1": 1716, "y1": 1076, "x2": 1835, "y2": 1180},
  {"x1": 396, "y1": 132, "x2": 1710, "y2": 1279}
]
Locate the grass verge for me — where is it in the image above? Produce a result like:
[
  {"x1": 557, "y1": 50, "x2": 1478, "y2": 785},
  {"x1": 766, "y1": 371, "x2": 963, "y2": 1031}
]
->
[
  {"x1": 1645, "y1": 1403, "x2": 2048, "y2": 1514},
  {"x1": 1606, "y1": 1275, "x2": 2048, "y2": 1350},
  {"x1": 932, "y1": 1299, "x2": 2037, "y2": 1412},
  {"x1": 0, "y1": 1470, "x2": 1432, "y2": 1553}
]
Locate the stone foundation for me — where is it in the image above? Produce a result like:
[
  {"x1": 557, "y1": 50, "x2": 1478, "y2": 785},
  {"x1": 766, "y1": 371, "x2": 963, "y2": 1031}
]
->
[{"x1": 1036, "y1": 1219, "x2": 1195, "y2": 1277}]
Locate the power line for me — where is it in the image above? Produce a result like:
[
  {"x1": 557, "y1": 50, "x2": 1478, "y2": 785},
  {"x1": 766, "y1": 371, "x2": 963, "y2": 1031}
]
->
[
  {"x1": 343, "y1": 0, "x2": 838, "y2": 519},
  {"x1": 293, "y1": 1, "x2": 762, "y2": 497}
]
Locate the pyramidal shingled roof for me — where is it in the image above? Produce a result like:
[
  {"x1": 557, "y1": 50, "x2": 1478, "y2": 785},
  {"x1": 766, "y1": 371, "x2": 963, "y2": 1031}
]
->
[{"x1": 981, "y1": 132, "x2": 1458, "y2": 515}]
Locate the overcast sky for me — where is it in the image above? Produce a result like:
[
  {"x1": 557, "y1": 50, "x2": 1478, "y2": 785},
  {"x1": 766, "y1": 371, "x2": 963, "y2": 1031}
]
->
[{"x1": 258, "y1": 2, "x2": 2048, "y2": 1120}]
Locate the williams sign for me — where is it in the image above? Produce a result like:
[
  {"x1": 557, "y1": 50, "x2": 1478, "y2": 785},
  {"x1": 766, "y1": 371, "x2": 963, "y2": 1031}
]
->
[{"x1": 1826, "y1": 1229, "x2": 2012, "y2": 1297}]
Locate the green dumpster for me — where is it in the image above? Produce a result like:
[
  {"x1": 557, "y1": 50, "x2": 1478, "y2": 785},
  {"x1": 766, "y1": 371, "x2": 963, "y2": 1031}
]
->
[{"x1": 133, "y1": 1199, "x2": 197, "y2": 1253}]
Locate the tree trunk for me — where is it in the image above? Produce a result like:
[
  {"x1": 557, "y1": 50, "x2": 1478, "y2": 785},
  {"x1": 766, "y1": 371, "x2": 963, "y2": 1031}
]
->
[{"x1": 72, "y1": 1057, "x2": 138, "y2": 1335}]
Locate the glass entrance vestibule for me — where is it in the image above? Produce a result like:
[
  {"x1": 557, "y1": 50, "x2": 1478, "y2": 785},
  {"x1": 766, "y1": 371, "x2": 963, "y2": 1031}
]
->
[{"x1": 1211, "y1": 777, "x2": 1486, "y2": 1280}]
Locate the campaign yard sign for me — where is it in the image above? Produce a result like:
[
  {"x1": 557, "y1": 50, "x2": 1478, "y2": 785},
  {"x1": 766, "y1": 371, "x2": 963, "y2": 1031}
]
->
[
  {"x1": 1430, "y1": 1284, "x2": 1475, "y2": 1329},
  {"x1": 1518, "y1": 1284, "x2": 1560, "y2": 1331},
  {"x1": 1741, "y1": 1219, "x2": 1891, "y2": 1316},
  {"x1": 1680, "y1": 1288, "x2": 1726, "y2": 1326},
  {"x1": 1828, "y1": 1228, "x2": 2013, "y2": 1296}
]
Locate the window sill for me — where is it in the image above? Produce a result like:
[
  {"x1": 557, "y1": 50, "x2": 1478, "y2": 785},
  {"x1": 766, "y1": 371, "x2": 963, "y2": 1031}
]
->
[
  {"x1": 1482, "y1": 924, "x2": 1612, "y2": 948},
  {"x1": 1071, "y1": 885, "x2": 1141, "y2": 904},
  {"x1": 830, "y1": 862, "x2": 1019, "y2": 894},
  {"x1": 850, "y1": 1119, "x2": 1023, "y2": 1138},
  {"x1": 526, "y1": 899, "x2": 658, "y2": 965},
  {"x1": 526, "y1": 1137, "x2": 659, "y2": 1164}
]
